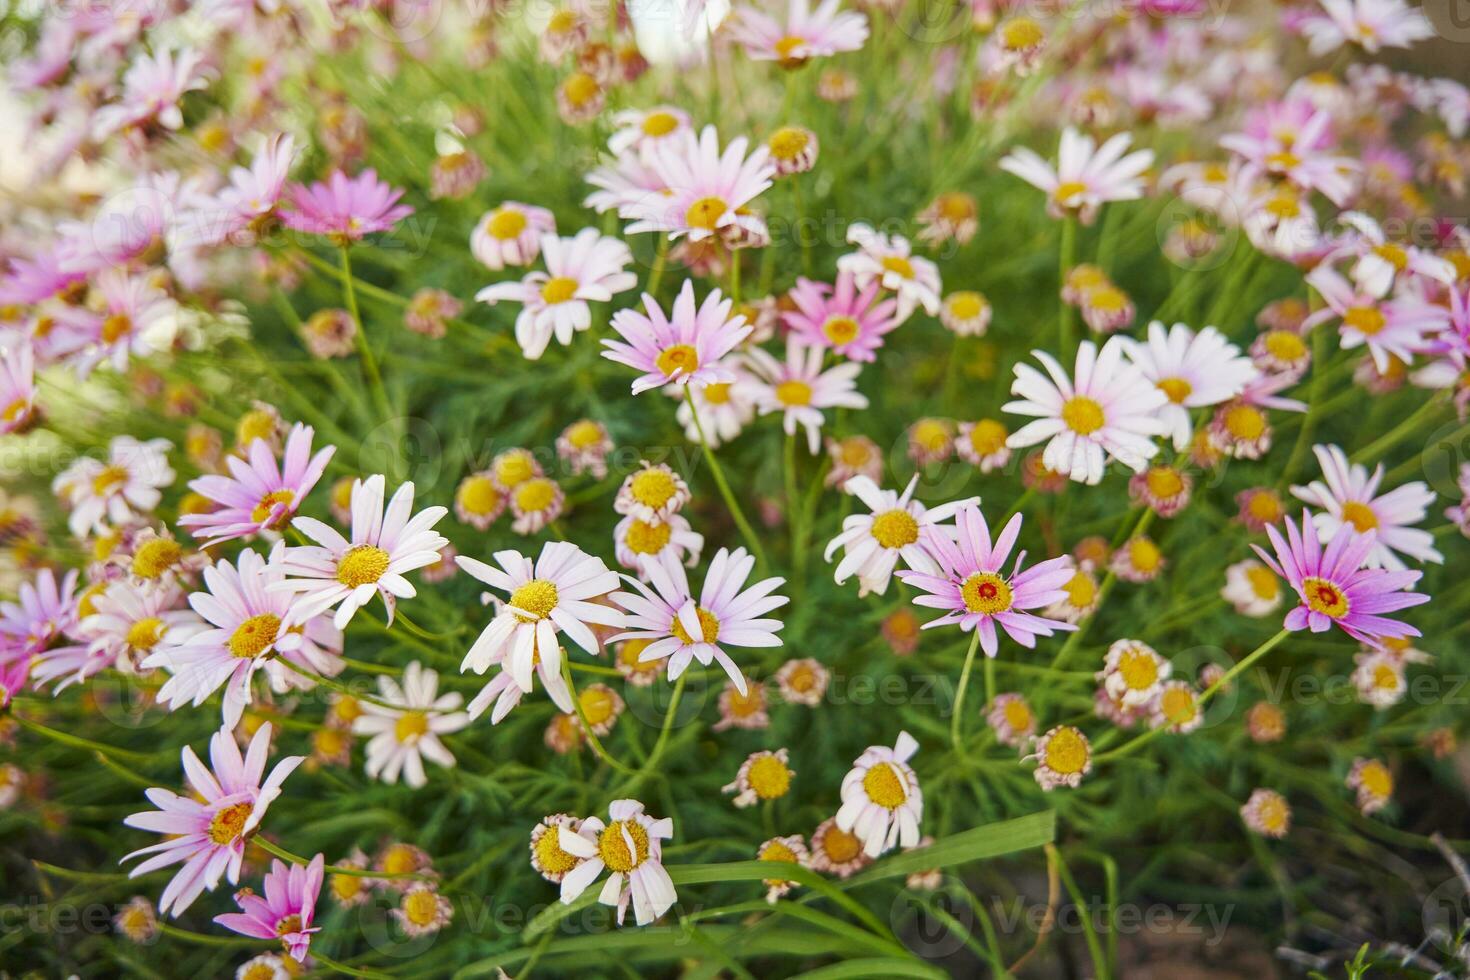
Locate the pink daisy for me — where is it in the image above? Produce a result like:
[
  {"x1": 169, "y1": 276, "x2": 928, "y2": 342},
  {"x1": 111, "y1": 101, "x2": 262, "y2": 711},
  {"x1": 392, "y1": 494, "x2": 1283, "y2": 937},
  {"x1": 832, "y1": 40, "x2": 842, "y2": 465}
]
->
[
  {"x1": 1290, "y1": 444, "x2": 1441, "y2": 570},
  {"x1": 745, "y1": 338, "x2": 870, "y2": 453},
  {"x1": 56, "y1": 269, "x2": 176, "y2": 377},
  {"x1": 471, "y1": 202, "x2": 556, "y2": 271},
  {"x1": 122, "y1": 723, "x2": 303, "y2": 917},
  {"x1": 603, "y1": 280, "x2": 751, "y2": 394},
  {"x1": 0, "y1": 343, "x2": 38, "y2": 434},
  {"x1": 730, "y1": 0, "x2": 870, "y2": 66},
  {"x1": 625, "y1": 126, "x2": 775, "y2": 245},
  {"x1": 190, "y1": 133, "x2": 297, "y2": 247},
  {"x1": 782, "y1": 271, "x2": 900, "y2": 362},
  {"x1": 92, "y1": 47, "x2": 211, "y2": 140},
  {"x1": 0, "y1": 567, "x2": 79, "y2": 661},
  {"x1": 898, "y1": 503, "x2": 1077, "y2": 656},
  {"x1": 281, "y1": 169, "x2": 414, "y2": 244},
  {"x1": 1303, "y1": 266, "x2": 1448, "y2": 373},
  {"x1": 1252, "y1": 510, "x2": 1430, "y2": 643},
  {"x1": 179, "y1": 423, "x2": 335, "y2": 543},
  {"x1": 214, "y1": 854, "x2": 323, "y2": 962}
]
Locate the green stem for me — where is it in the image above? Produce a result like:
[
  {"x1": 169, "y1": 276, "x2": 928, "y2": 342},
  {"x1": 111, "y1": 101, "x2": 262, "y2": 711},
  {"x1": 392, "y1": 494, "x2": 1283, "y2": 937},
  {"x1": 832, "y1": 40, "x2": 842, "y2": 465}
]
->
[
  {"x1": 1057, "y1": 217, "x2": 1077, "y2": 355},
  {"x1": 252, "y1": 835, "x2": 431, "y2": 881},
  {"x1": 339, "y1": 246, "x2": 393, "y2": 423},
  {"x1": 395, "y1": 609, "x2": 460, "y2": 641},
  {"x1": 14, "y1": 715, "x2": 155, "y2": 764},
  {"x1": 310, "y1": 950, "x2": 396, "y2": 979},
  {"x1": 950, "y1": 631, "x2": 983, "y2": 754},
  {"x1": 645, "y1": 235, "x2": 670, "y2": 298},
  {"x1": 560, "y1": 660, "x2": 638, "y2": 775},
  {"x1": 689, "y1": 400, "x2": 769, "y2": 570}
]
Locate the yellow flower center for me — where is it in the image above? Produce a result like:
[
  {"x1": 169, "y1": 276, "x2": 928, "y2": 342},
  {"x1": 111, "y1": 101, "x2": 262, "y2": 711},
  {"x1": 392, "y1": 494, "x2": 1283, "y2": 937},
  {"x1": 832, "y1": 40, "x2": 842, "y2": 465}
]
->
[
  {"x1": 822, "y1": 315, "x2": 859, "y2": 346},
  {"x1": 230, "y1": 613, "x2": 281, "y2": 659},
  {"x1": 565, "y1": 419, "x2": 604, "y2": 448},
  {"x1": 1256, "y1": 795, "x2": 1288, "y2": 833},
  {"x1": 1359, "y1": 761, "x2": 1392, "y2": 799},
  {"x1": 92, "y1": 464, "x2": 130, "y2": 496},
  {"x1": 381, "y1": 844, "x2": 420, "y2": 875},
  {"x1": 839, "y1": 437, "x2": 872, "y2": 466},
  {"x1": 131, "y1": 538, "x2": 183, "y2": 579},
  {"x1": 561, "y1": 71, "x2": 599, "y2": 107},
  {"x1": 534, "y1": 826, "x2": 581, "y2": 875},
  {"x1": 1371, "y1": 663, "x2": 1400, "y2": 691},
  {"x1": 579, "y1": 686, "x2": 618, "y2": 727},
  {"x1": 820, "y1": 825, "x2": 862, "y2": 863},
  {"x1": 784, "y1": 663, "x2": 816, "y2": 693},
  {"x1": 685, "y1": 196, "x2": 728, "y2": 231},
  {"x1": 1265, "y1": 150, "x2": 1301, "y2": 171},
  {"x1": 101, "y1": 313, "x2": 133, "y2": 345},
  {"x1": 276, "y1": 914, "x2": 303, "y2": 937},
  {"x1": 1054, "y1": 180, "x2": 1089, "y2": 206},
  {"x1": 1224, "y1": 404, "x2": 1265, "y2": 440},
  {"x1": 1157, "y1": 377, "x2": 1192, "y2": 404},
  {"x1": 862, "y1": 761, "x2": 908, "y2": 809},
  {"x1": 617, "y1": 638, "x2": 661, "y2": 675},
  {"x1": 456, "y1": 476, "x2": 500, "y2": 516},
  {"x1": 208, "y1": 801, "x2": 253, "y2": 845},
  {"x1": 670, "y1": 607, "x2": 720, "y2": 645},
  {"x1": 126, "y1": 617, "x2": 167, "y2": 651},
  {"x1": 1117, "y1": 648, "x2": 1159, "y2": 691},
  {"x1": 487, "y1": 208, "x2": 528, "y2": 240},
  {"x1": 1263, "y1": 330, "x2": 1307, "y2": 361},
  {"x1": 1343, "y1": 306, "x2": 1385, "y2": 336},
  {"x1": 967, "y1": 419, "x2": 1007, "y2": 455},
  {"x1": 912, "y1": 419, "x2": 949, "y2": 453},
  {"x1": 1127, "y1": 537, "x2": 1162, "y2": 573},
  {"x1": 1246, "y1": 565, "x2": 1279, "y2": 600},
  {"x1": 947, "y1": 291, "x2": 984, "y2": 320},
  {"x1": 313, "y1": 727, "x2": 347, "y2": 758},
  {"x1": 961, "y1": 572, "x2": 1013, "y2": 614},
  {"x1": 759, "y1": 839, "x2": 799, "y2": 883},
  {"x1": 1042, "y1": 727, "x2": 1089, "y2": 775},
  {"x1": 547, "y1": 8, "x2": 578, "y2": 32},
  {"x1": 236, "y1": 409, "x2": 277, "y2": 448},
  {"x1": 402, "y1": 889, "x2": 441, "y2": 926},
  {"x1": 747, "y1": 754, "x2": 793, "y2": 799},
  {"x1": 1340, "y1": 500, "x2": 1378, "y2": 532},
  {"x1": 1301, "y1": 576, "x2": 1349, "y2": 618},
  {"x1": 1063, "y1": 571, "x2": 1096, "y2": 607},
  {"x1": 703, "y1": 382, "x2": 732, "y2": 405},
  {"x1": 774, "y1": 35, "x2": 806, "y2": 61},
  {"x1": 641, "y1": 111, "x2": 679, "y2": 136},
  {"x1": 1061, "y1": 396, "x2": 1105, "y2": 435},
  {"x1": 775, "y1": 379, "x2": 813, "y2": 406},
  {"x1": 1003, "y1": 699, "x2": 1033, "y2": 731},
  {"x1": 2, "y1": 397, "x2": 28, "y2": 424},
  {"x1": 1086, "y1": 286, "x2": 1128, "y2": 313},
  {"x1": 1372, "y1": 243, "x2": 1408, "y2": 270},
  {"x1": 630, "y1": 468, "x2": 678, "y2": 508},
  {"x1": 541, "y1": 276, "x2": 579, "y2": 305},
  {"x1": 1159, "y1": 686, "x2": 1198, "y2": 726},
  {"x1": 509, "y1": 579, "x2": 559, "y2": 621},
  {"x1": 513, "y1": 477, "x2": 557, "y2": 512},
  {"x1": 880, "y1": 255, "x2": 915, "y2": 279},
  {"x1": 1001, "y1": 16, "x2": 1044, "y2": 49},
  {"x1": 598, "y1": 820, "x2": 650, "y2": 873},
  {"x1": 250, "y1": 489, "x2": 296, "y2": 526},
  {"x1": 624, "y1": 518, "x2": 672, "y2": 555},
  {"x1": 768, "y1": 126, "x2": 810, "y2": 160},
  {"x1": 394, "y1": 710, "x2": 430, "y2": 742},
  {"x1": 337, "y1": 545, "x2": 390, "y2": 588},
  {"x1": 333, "y1": 696, "x2": 364, "y2": 724},
  {"x1": 656, "y1": 343, "x2": 700, "y2": 377},
  {"x1": 870, "y1": 509, "x2": 920, "y2": 549},
  {"x1": 1245, "y1": 491, "x2": 1282, "y2": 523},
  {"x1": 1144, "y1": 467, "x2": 1185, "y2": 499},
  {"x1": 494, "y1": 452, "x2": 536, "y2": 488},
  {"x1": 330, "y1": 872, "x2": 364, "y2": 903}
]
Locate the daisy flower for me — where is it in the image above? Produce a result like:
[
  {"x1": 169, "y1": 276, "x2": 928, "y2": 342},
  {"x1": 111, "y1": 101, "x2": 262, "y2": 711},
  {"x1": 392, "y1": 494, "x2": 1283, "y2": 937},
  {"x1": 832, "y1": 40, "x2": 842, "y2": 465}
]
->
[
  {"x1": 675, "y1": 374, "x2": 761, "y2": 449},
  {"x1": 453, "y1": 470, "x2": 505, "y2": 530},
  {"x1": 1333, "y1": 212, "x2": 1456, "y2": 298},
  {"x1": 1004, "y1": 338, "x2": 1170, "y2": 485},
  {"x1": 836, "y1": 731, "x2": 922, "y2": 857},
  {"x1": 508, "y1": 475, "x2": 565, "y2": 535},
  {"x1": 281, "y1": 169, "x2": 413, "y2": 244},
  {"x1": 625, "y1": 126, "x2": 775, "y2": 245},
  {"x1": 1240, "y1": 789, "x2": 1291, "y2": 838},
  {"x1": 454, "y1": 542, "x2": 623, "y2": 720},
  {"x1": 147, "y1": 546, "x2": 342, "y2": 729},
  {"x1": 986, "y1": 692, "x2": 1038, "y2": 747},
  {"x1": 730, "y1": 0, "x2": 869, "y2": 66},
  {"x1": 1252, "y1": 509, "x2": 1430, "y2": 643},
  {"x1": 615, "y1": 638, "x2": 668, "y2": 686},
  {"x1": 603, "y1": 281, "x2": 751, "y2": 394},
  {"x1": 476, "y1": 228, "x2": 637, "y2": 360},
  {"x1": 1151, "y1": 681, "x2": 1203, "y2": 734},
  {"x1": 608, "y1": 106, "x2": 693, "y2": 155},
  {"x1": 193, "y1": 133, "x2": 297, "y2": 247},
  {"x1": 610, "y1": 547, "x2": 787, "y2": 693},
  {"x1": 809, "y1": 817, "x2": 870, "y2": 878},
  {"x1": 1027, "y1": 724, "x2": 1093, "y2": 790},
  {"x1": 394, "y1": 886, "x2": 454, "y2": 936},
  {"x1": 782, "y1": 271, "x2": 900, "y2": 362},
  {"x1": 1346, "y1": 756, "x2": 1394, "y2": 814},
  {"x1": 113, "y1": 897, "x2": 158, "y2": 945},
  {"x1": 121, "y1": 723, "x2": 303, "y2": 917},
  {"x1": 940, "y1": 290, "x2": 993, "y2": 336},
  {"x1": 722, "y1": 748, "x2": 795, "y2": 807},
  {"x1": 556, "y1": 419, "x2": 614, "y2": 478},
  {"x1": 1221, "y1": 559, "x2": 1283, "y2": 617},
  {"x1": 908, "y1": 418, "x2": 956, "y2": 466},
  {"x1": 180, "y1": 423, "x2": 335, "y2": 543},
  {"x1": 774, "y1": 656, "x2": 829, "y2": 706},
  {"x1": 214, "y1": 855, "x2": 323, "y2": 962},
  {"x1": 1245, "y1": 702, "x2": 1287, "y2": 743},
  {"x1": 1111, "y1": 534, "x2": 1165, "y2": 583},
  {"x1": 899, "y1": 504, "x2": 1076, "y2": 656},
  {"x1": 92, "y1": 47, "x2": 211, "y2": 139},
  {"x1": 1119, "y1": 322, "x2": 1260, "y2": 451},
  {"x1": 53, "y1": 436, "x2": 174, "y2": 538},
  {"x1": 272, "y1": 475, "x2": 448, "y2": 630},
  {"x1": 58, "y1": 269, "x2": 178, "y2": 378},
  {"x1": 836, "y1": 224, "x2": 942, "y2": 320},
  {"x1": 999, "y1": 127, "x2": 1154, "y2": 224},
  {"x1": 471, "y1": 202, "x2": 556, "y2": 271},
  {"x1": 0, "y1": 344, "x2": 37, "y2": 434},
  {"x1": 1043, "y1": 564, "x2": 1100, "y2": 624},
  {"x1": 756, "y1": 836, "x2": 810, "y2": 903},
  {"x1": 0, "y1": 567, "x2": 79, "y2": 659},
  {"x1": 824, "y1": 474, "x2": 976, "y2": 597},
  {"x1": 746, "y1": 338, "x2": 869, "y2": 453},
  {"x1": 1301, "y1": 0, "x2": 1433, "y2": 55},
  {"x1": 403, "y1": 287, "x2": 461, "y2": 339},
  {"x1": 825, "y1": 434, "x2": 884, "y2": 487},
  {"x1": 1129, "y1": 465, "x2": 1192, "y2": 518},
  {"x1": 1290, "y1": 444, "x2": 1441, "y2": 570},
  {"x1": 614, "y1": 512, "x2": 704, "y2": 572},
  {"x1": 768, "y1": 125, "x2": 820, "y2": 175},
  {"x1": 1209, "y1": 373, "x2": 1307, "y2": 460},
  {"x1": 531, "y1": 814, "x2": 587, "y2": 883},
  {"x1": 1096, "y1": 638, "x2": 1171, "y2": 708},
  {"x1": 615, "y1": 462, "x2": 692, "y2": 524},
  {"x1": 555, "y1": 799, "x2": 677, "y2": 926},
  {"x1": 714, "y1": 676, "x2": 771, "y2": 731},
  {"x1": 1353, "y1": 650, "x2": 1408, "y2": 708},
  {"x1": 1303, "y1": 265, "x2": 1448, "y2": 373},
  {"x1": 352, "y1": 662, "x2": 470, "y2": 788},
  {"x1": 917, "y1": 192, "x2": 980, "y2": 248},
  {"x1": 38, "y1": 579, "x2": 203, "y2": 690}
]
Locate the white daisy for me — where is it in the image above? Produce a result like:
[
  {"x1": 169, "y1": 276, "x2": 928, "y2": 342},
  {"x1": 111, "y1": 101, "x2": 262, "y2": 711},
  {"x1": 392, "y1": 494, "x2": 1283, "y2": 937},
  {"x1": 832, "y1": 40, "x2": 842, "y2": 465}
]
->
[
  {"x1": 271, "y1": 475, "x2": 449, "y2": 630},
  {"x1": 836, "y1": 731, "x2": 923, "y2": 858},
  {"x1": 999, "y1": 127, "x2": 1154, "y2": 224},
  {"x1": 556, "y1": 799, "x2": 677, "y2": 926},
  {"x1": 1290, "y1": 443, "x2": 1442, "y2": 570},
  {"x1": 352, "y1": 662, "x2": 470, "y2": 788},
  {"x1": 836, "y1": 223, "x2": 941, "y2": 321},
  {"x1": 824, "y1": 475, "x2": 976, "y2": 597},
  {"x1": 52, "y1": 436, "x2": 174, "y2": 538},
  {"x1": 1004, "y1": 337, "x2": 1170, "y2": 485},
  {"x1": 745, "y1": 338, "x2": 869, "y2": 454},
  {"x1": 1119, "y1": 321, "x2": 1261, "y2": 451}
]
